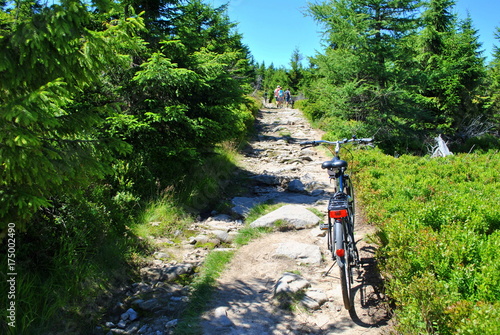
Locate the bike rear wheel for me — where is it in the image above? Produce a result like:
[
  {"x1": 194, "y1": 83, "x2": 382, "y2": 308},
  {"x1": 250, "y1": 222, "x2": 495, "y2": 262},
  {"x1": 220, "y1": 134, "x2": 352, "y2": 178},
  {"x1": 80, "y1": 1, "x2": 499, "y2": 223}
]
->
[{"x1": 335, "y1": 220, "x2": 353, "y2": 310}]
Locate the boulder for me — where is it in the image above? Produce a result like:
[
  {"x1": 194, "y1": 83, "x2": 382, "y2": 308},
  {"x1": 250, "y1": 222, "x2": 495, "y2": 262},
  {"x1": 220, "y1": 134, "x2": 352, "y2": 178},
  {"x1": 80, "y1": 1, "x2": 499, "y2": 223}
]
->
[
  {"x1": 249, "y1": 204, "x2": 320, "y2": 229},
  {"x1": 274, "y1": 272, "x2": 311, "y2": 296},
  {"x1": 231, "y1": 197, "x2": 260, "y2": 217},
  {"x1": 287, "y1": 179, "x2": 305, "y2": 193},
  {"x1": 301, "y1": 289, "x2": 328, "y2": 310}
]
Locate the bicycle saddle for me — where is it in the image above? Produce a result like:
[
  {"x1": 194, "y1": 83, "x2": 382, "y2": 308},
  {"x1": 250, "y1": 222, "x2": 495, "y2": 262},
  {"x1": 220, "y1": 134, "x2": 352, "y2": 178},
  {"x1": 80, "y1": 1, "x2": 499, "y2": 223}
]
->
[{"x1": 322, "y1": 158, "x2": 348, "y2": 170}]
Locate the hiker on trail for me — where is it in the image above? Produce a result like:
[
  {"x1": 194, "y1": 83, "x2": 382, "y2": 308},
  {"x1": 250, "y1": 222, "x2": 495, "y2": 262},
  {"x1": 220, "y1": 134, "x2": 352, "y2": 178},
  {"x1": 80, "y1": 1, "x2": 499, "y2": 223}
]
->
[
  {"x1": 278, "y1": 88, "x2": 284, "y2": 108},
  {"x1": 274, "y1": 85, "x2": 284, "y2": 108},
  {"x1": 274, "y1": 85, "x2": 281, "y2": 108},
  {"x1": 284, "y1": 88, "x2": 292, "y2": 108}
]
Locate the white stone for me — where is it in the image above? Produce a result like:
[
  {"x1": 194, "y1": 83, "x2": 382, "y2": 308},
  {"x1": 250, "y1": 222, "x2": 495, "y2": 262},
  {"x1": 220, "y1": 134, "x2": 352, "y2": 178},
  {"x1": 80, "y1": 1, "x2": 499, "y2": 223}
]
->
[
  {"x1": 274, "y1": 242, "x2": 322, "y2": 265},
  {"x1": 249, "y1": 204, "x2": 320, "y2": 229},
  {"x1": 274, "y1": 272, "x2": 311, "y2": 296}
]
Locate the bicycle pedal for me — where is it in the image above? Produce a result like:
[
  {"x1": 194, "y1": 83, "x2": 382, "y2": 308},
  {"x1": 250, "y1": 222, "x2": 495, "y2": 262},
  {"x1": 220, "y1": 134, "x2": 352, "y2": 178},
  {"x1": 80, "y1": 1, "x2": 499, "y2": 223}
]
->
[{"x1": 319, "y1": 223, "x2": 329, "y2": 230}]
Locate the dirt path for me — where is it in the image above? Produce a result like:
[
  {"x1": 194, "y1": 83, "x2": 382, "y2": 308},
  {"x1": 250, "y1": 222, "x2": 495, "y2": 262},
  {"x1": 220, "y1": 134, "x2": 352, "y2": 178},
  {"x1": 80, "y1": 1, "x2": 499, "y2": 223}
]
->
[{"x1": 199, "y1": 107, "x2": 390, "y2": 334}]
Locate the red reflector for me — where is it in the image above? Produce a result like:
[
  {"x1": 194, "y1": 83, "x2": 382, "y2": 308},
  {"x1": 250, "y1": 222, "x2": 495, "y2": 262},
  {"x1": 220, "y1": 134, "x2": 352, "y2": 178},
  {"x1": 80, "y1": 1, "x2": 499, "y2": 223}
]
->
[
  {"x1": 336, "y1": 249, "x2": 345, "y2": 257},
  {"x1": 329, "y1": 209, "x2": 348, "y2": 218}
]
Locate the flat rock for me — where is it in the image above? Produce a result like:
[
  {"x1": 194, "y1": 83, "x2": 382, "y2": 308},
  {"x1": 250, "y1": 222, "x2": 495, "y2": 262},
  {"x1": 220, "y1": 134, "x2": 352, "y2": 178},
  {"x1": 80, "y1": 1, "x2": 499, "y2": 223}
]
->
[
  {"x1": 138, "y1": 298, "x2": 158, "y2": 311},
  {"x1": 249, "y1": 204, "x2": 320, "y2": 229},
  {"x1": 274, "y1": 272, "x2": 311, "y2": 296},
  {"x1": 140, "y1": 263, "x2": 194, "y2": 283},
  {"x1": 301, "y1": 289, "x2": 328, "y2": 310},
  {"x1": 274, "y1": 241, "x2": 322, "y2": 265},
  {"x1": 231, "y1": 197, "x2": 261, "y2": 217}
]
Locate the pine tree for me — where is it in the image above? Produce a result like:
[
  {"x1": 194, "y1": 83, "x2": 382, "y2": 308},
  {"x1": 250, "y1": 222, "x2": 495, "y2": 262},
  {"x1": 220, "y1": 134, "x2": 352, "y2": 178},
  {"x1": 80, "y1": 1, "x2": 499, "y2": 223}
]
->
[
  {"x1": 420, "y1": 0, "x2": 455, "y2": 55},
  {"x1": 0, "y1": 0, "x2": 143, "y2": 231},
  {"x1": 416, "y1": 1, "x2": 487, "y2": 134},
  {"x1": 306, "y1": 0, "x2": 420, "y2": 121},
  {"x1": 288, "y1": 47, "x2": 304, "y2": 93},
  {"x1": 107, "y1": 0, "x2": 255, "y2": 192},
  {"x1": 448, "y1": 16, "x2": 486, "y2": 121},
  {"x1": 487, "y1": 27, "x2": 500, "y2": 131},
  {"x1": 124, "y1": 0, "x2": 179, "y2": 45},
  {"x1": 415, "y1": 0, "x2": 457, "y2": 125}
]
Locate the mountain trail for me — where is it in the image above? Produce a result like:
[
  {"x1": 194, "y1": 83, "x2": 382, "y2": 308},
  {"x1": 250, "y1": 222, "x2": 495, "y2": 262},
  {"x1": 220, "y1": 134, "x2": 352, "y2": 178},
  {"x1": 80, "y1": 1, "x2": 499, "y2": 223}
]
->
[
  {"x1": 100, "y1": 105, "x2": 390, "y2": 335},
  {"x1": 199, "y1": 106, "x2": 390, "y2": 334}
]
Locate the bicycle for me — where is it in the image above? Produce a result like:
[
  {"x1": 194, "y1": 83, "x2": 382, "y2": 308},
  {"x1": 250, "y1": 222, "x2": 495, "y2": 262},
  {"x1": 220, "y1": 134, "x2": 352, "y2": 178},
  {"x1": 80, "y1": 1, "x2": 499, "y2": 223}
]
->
[{"x1": 300, "y1": 136, "x2": 373, "y2": 310}]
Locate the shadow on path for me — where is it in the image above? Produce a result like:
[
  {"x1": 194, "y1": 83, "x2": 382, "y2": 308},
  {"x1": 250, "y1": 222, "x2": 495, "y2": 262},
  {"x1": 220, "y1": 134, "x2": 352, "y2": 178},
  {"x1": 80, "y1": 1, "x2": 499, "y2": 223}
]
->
[{"x1": 349, "y1": 244, "x2": 390, "y2": 329}]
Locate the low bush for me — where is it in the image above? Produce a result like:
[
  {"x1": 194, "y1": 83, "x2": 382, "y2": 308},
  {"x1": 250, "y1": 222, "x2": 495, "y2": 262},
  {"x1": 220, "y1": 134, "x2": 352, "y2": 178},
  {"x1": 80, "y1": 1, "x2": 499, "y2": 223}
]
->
[
  {"x1": 353, "y1": 148, "x2": 500, "y2": 334},
  {"x1": 0, "y1": 106, "x2": 257, "y2": 334}
]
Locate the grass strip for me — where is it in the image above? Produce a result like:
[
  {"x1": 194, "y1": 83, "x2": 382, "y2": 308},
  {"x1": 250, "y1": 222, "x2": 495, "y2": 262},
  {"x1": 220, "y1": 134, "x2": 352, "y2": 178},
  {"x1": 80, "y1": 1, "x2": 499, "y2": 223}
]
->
[{"x1": 174, "y1": 250, "x2": 235, "y2": 335}]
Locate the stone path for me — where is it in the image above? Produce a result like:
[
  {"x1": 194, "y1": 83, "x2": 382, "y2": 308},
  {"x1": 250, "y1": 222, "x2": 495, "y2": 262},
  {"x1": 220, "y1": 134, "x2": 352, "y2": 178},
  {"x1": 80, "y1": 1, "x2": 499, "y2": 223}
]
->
[
  {"x1": 200, "y1": 107, "x2": 390, "y2": 335},
  {"x1": 99, "y1": 106, "x2": 390, "y2": 335}
]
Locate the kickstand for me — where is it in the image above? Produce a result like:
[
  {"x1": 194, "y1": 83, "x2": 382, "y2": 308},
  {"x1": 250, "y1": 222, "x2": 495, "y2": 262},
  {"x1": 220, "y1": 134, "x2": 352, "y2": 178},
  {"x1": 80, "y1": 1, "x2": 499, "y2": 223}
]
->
[{"x1": 323, "y1": 260, "x2": 337, "y2": 277}]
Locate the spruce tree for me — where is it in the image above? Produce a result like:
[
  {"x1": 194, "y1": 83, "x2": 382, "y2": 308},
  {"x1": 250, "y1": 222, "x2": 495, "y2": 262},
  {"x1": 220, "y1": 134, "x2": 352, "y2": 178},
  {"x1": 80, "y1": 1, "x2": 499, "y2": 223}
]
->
[
  {"x1": 487, "y1": 27, "x2": 500, "y2": 132},
  {"x1": 306, "y1": 0, "x2": 420, "y2": 124},
  {"x1": 288, "y1": 47, "x2": 304, "y2": 93},
  {"x1": 0, "y1": 0, "x2": 143, "y2": 231},
  {"x1": 416, "y1": 1, "x2": 487, "y2": 135}
]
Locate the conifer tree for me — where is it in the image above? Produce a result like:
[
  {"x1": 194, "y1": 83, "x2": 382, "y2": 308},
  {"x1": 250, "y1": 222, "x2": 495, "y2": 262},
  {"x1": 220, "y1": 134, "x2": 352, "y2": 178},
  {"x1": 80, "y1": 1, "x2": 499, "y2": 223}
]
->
[
  {"x1": 107, "y1": 0, "x2": 254, "y2": 193},
  {"x1": 447, "y1": 16, "x2": 486, "y2": 121},
  {"x1": 124, "y1": 0, "x2": 179, "y2": 45},
  {"x1": 306, "y1": 0, "x2": 420, "y2": 121},
  {"x1": 0, "y1": 0, "x2": 143, "y2": 231},
  {"x1": 487, "y1": 27, "x2": 500, "y2": 129},
  {"x1": 416, "y1": 1, "x2": 486, "y2": 133},
  {"x1": 288, "y1": 47, "x2": 304, "y2": 93}
]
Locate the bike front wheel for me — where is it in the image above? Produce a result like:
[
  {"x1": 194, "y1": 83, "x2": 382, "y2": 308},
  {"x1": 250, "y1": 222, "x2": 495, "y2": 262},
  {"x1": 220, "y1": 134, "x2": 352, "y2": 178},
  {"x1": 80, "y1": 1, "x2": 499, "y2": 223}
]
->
[{"x1": 344, "y1": 175, "x2": 355, "y2": 225}]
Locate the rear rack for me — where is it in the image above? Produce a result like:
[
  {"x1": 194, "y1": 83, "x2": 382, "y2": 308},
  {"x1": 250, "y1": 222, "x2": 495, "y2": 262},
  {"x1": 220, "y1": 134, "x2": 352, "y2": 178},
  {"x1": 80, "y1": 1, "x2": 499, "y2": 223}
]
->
[{"x1": 328, "y1": 193, "x2": 349, "y2": 211}]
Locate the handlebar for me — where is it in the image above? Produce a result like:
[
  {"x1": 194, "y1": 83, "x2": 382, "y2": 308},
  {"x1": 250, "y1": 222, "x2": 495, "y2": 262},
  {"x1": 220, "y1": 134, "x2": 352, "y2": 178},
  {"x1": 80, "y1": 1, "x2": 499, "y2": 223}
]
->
[{"x1": 299, "y1": 137, "x2": 373, "y2": 148}]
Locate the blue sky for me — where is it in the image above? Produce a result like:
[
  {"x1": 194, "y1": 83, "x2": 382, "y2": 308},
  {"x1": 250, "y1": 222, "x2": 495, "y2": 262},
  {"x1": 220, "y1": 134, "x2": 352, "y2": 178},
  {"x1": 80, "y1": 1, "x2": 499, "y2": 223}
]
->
[{"x1": 206, "y1": 0, "x2": 499, "y2": 68}]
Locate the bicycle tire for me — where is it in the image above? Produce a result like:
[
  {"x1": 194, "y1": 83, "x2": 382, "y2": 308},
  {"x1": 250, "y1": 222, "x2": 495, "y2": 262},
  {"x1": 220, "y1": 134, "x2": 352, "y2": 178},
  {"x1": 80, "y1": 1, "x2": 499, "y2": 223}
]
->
[{"x1": 335, "y1": 220, "x2": 353, "y2": 310}]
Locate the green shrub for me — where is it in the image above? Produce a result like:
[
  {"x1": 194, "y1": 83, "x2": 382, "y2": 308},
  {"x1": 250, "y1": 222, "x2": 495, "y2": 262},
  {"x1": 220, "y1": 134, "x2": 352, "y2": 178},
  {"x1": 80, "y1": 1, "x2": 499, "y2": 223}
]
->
[{"x1": 353, "y1": 149, "x2": 500, "y2": 334}]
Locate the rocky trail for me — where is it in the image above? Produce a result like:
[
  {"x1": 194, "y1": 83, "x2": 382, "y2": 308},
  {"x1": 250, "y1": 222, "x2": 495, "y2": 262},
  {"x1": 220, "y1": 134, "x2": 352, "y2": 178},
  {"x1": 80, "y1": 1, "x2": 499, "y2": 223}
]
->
[{"x1": 100, "y1": 106, "x2": 390, "y2": 335}]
